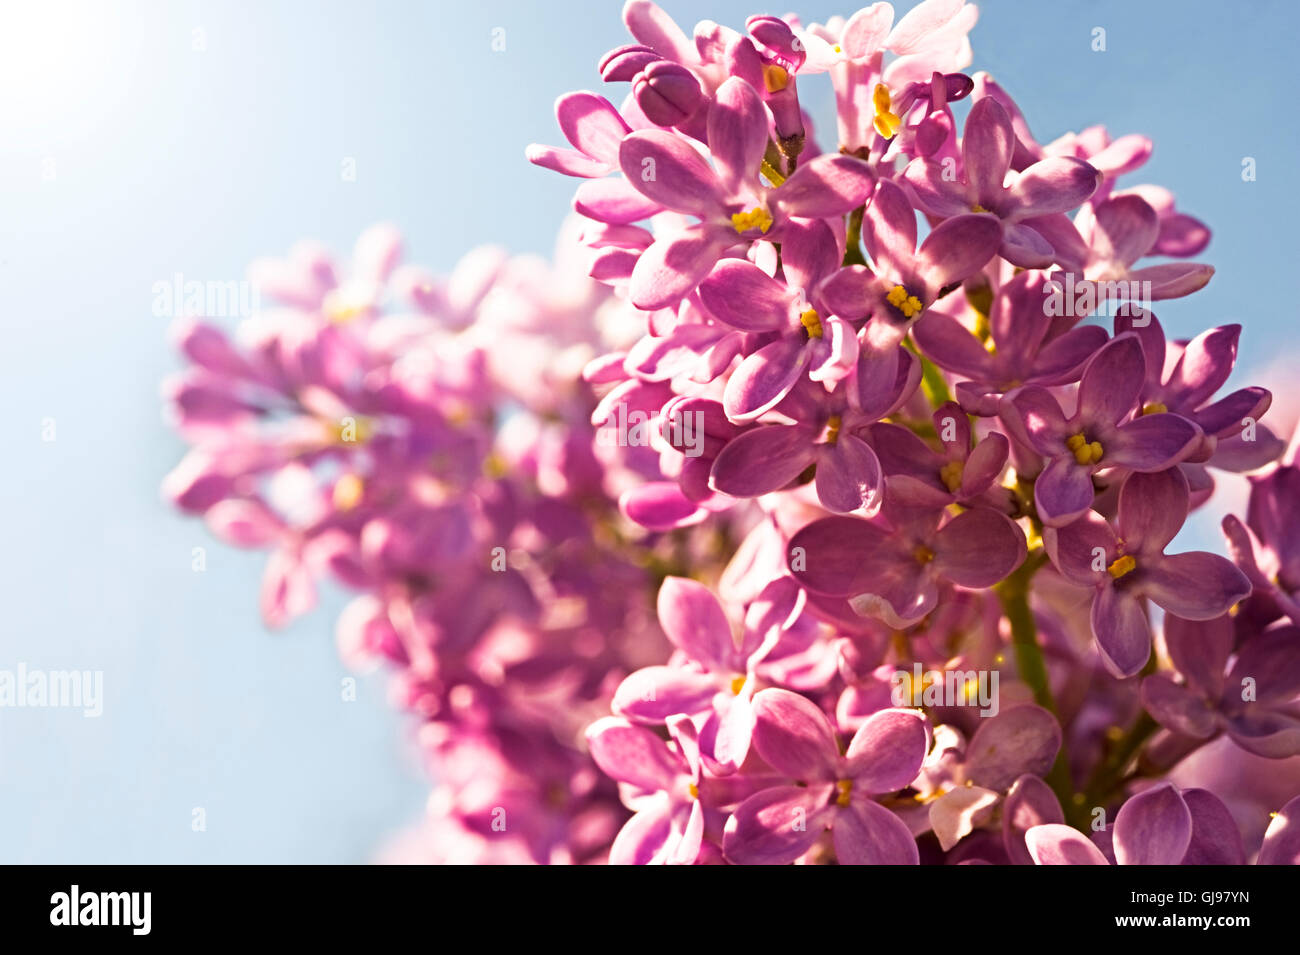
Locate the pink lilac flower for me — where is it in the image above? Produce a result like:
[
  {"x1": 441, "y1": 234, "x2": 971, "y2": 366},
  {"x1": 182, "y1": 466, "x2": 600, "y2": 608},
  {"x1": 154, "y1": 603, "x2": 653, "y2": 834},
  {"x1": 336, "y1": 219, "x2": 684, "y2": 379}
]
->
[
  {"x1": 1044, "y1": 468, "x2": 1251, "y2": 677},
  {"x1": 723, "y1": 688, "x2": 929, "y2": 864}
]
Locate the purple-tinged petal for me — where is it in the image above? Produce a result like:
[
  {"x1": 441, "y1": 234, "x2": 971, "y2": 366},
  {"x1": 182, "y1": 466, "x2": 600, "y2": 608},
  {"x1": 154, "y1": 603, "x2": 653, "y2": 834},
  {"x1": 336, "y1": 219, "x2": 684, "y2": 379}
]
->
[
  {"x1": 574, "y1": 176, "x2": 663, "y2": 224},
  {"x1": 1005, "y1": 157, "x2": 1101, "y2": 219},
  {"x1": 1225, "y1": 626, "x2": 1300, "y2": 706},
  {"x1": 630, "y1": 224, "x2": 734, "y2": 310},
  {"x1": 835, "y1": 799, "x2": 920, "y2": 864},
  {"x1": 1140, "y1": 673, "x2": 1217, "y2": 738},
  {"x1": 818, "y1": 265, "x2": 879, "y2": 322},
  {"x1": 620, "y1": 482, "x2": 708, "y2": 530},
  {"x1": 698, "y1": 259, "x2": 791, "y2": 331},
  {"x1": 724, "y1": 785, "x2": 835, "y2": 865},
  {"x1": 1001, "y1": 385, "x2": 1071, "y2": 455},
  {"x1": 777, "y1": 155, "x2": 876, "y2": 219},
  {"x1": 1165, "y1": 324, "x2": 1239, "y2": 411},
  {"x1": 788, "y1": 516, "x2": 893, "y2": 597},
  {"x1": 1026, "y1": 824, "x2": 1109, "y2": 865},
  {"x1": 900, "y1": 159, "x2": 973, "y2": 218},
  {"x1": 1044, "y1": 509, "x2": 1114, "y2": 585},
  {"x1": 708, "y1": 77, "x2": 769, "y2": 195},
  {"x1": 623, "y1": 0, "x2": 695, "y2": 62},
  {"x1": 1113, "y1": 784, "x2": 1192, "y2": 866},
  {"x1": 1034, "y1": 456, "x2": 1097, "y2": 528},
  {"x1": 962, "y1": 96, "x2": 1015, "y2": 208},
  {"x1": 816, "y1": 434, "x2": 885, "y2": 515},
  {"x1": 966, "y1": 705, "x2": 1062, "y2": 792},
  {"x1": 1077, "y1": 333, "x2": 1145, "y2": 426},
  {"x1": 657, "y1": 576, "x2": 735, "y2": 667},
  {"x1": 609, "y1": 799, "x2": 673, "y2": 864},
  {"x1": 932, "y1": 508, "x2": 1028, "y2": 587},
  {"x1": 557, "y1": 91, "x2": 631, "y2": 165},
  {"x1": 1140, "y1": 551, "x2": 1251, "y2": 621},
  {"x1": 1106, "y1": 414, "x2": 1200, "y2": 471},
  {"x1": 1154, "y1": 212, "x2": 1211, "y2": 258},
  {"x1": 722, "y1": 336, "x2": 812, "y2": 422},
  {"x1": 1164, "y1": 613, "x2": 1231, "y2": 699},
  {"x1": 613, "y1": 665, "x2": 721, "y2": 722},
  {"x1": 1003, "y1": 775, "x2": 1065, "y2": 866},
  {"x1": 999, "y1": 222, "x2": 1056, "y2": 269},
  {"x1": 844, "y1": 708, "x2": 930, "y2": 793},
  {"x1": 1181, "y1": 788, "x2": 1246, "y2": 865},
  {"x1": 961, "y1": 432, "x2": 1009, "y2": 497},
  {"x1": 1089, "y1": 194, "x2": 1159, "y2": 269},
  {"x1": 1092, "y1": 585, "x2": 1152, "y2": 678},
  {"x1": 618, "y1": 130, "x2": 728, "y2": 216},
  {"x1": 1033, "y1": 325, "x2": 1111, "y2": 384},
  {"x1": 1117, "y1": 467, "x2": 1189, "y2": 554},
  {"x1": 711, "y1": 425, "x2": 817, "y2": 498},
  {"x1": 1128, "y1": 262, "x2": 1215, "y2": 300},
  {"x1": 862, "y1": 179, "x2": 918, "y2": 282},
  {"x1": 916, "y1": 213, "x2": 1003, "y2": 296},
  {"x1": 750, "y1": 687, "x2": 841, "y2": 780},
  {"x1": 586, "y1": 717, "x2": 686, "y2": 791},
  {"x1": 526, "y1": 144, "x2": 611, "y2": 178},
  {"x1": 912, "y1": 310, "x2": 995, "y2": 379},
  {"x1": 1225, "y1": 709, "x2": 1300, "y2": 759},
  {"x1": 1194, "y1": 387, "x2": 1271, "y2": 438}
]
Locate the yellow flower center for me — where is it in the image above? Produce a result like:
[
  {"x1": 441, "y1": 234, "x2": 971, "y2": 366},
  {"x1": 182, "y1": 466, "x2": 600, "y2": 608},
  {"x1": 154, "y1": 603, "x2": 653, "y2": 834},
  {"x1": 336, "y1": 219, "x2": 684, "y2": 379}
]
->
[
  {"x1": 886, "y1": 284, "x2": 924, "y2": 318},
  {"x1": 836, "y1": 779, "x2": 853, "y2": 808},
  {"x1": 1141, "y1": 401, "x2": 1168, "y2": 415},
  {"x1": 872, "y1": 83, "x2": 901, "y2": 139},
  {"x1": 913, "y1": 544, "x2": 935, "y2": 565},
  {"x1": 800, "y1": 307, "x2": 824, "y2": 339},
  {"x1": 939, "y1": 460, "x2": 965, "y2": 493},
  {"x1": 332, "y1": 473, "x2": 365, "y2": 511},
  {"x1": 731, "y1": 206, "x2": 774, "y2": 234},
  {"x1": 1065, "y1": 432, "x2": 1104, "y2": 465},
  {"x1": 688, "y1": 782, "x2": 700, "y2": 800},
  {"x1": 763, "y1": 63, "x2": 789, "y2": 92},
  {"x1": 971, "y1": 204, "x2": 988, "y2": 213},
  {"x1": 1107, "y1": 554, "x2": 1137, "y2": 579},
  {"x1": 729, "y1": 674, "x2": 747, "y2": 695},
  {"x1": 824, "y1": 414, "x2": 842, "y2": 445}
]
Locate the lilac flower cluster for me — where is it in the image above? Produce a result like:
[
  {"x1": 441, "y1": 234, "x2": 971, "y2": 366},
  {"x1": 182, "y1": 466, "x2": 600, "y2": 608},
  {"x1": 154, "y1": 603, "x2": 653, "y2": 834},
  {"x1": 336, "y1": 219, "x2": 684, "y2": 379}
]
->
[
  {"x1": 163, "y1": 224, "x2": 699, "y2": 863},
  {"x1": 527, "y1": 0, "x2": 1300, "y2": 864}
]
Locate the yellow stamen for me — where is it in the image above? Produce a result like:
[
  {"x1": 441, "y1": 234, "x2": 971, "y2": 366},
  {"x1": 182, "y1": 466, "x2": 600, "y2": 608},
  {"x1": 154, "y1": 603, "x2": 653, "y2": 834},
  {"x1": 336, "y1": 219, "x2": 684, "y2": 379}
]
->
[
  {"x1": 1141, "y1": 401, "x2": 1168, "y2": 415},
  {"x1": 800, "y1": 307, "x2": 824, "y2": 339},
  {"x1": 1107, "y1": 554, "x2": 1137, "y2": 579},
  {"x1": 824, "y1": 414, "x2": 842, "y2": 445},
  {"x1": 872, "y1": 84, "x2": 901, "y2": 139},
  {"x1": 1066, "y1": 432, "x2": 1103, "y2": 465},
  {"x1": 971, "y1": 204, "x2": 989, "y2": 214},
  {"x1": 729, "y1": 675, "x2": 747, "y2": 695},
  {"x1": 332, "y1": 473, "x2": 364, "y2": 511},
  {"x1": 763, "y1": 63, "x2": 789, "y2": 92},
  {"x1": 913, "y1": 545, "x2": 935, "y2": 565},
  {"x1": 939, "y1": 460, "x2": 964, "y2": 493},
  {"x1": 731, "y1": 206, "x2": 774, "y2": 234},
  {"x1": 688, "y1": 782, "x2": 700, "y2": 800},
  {"x1": 886, "y1": 284, "x2": 924, "y2": 319},
  {"x1": 836, "y1": 779, "x2": 853, "y2": 808}
]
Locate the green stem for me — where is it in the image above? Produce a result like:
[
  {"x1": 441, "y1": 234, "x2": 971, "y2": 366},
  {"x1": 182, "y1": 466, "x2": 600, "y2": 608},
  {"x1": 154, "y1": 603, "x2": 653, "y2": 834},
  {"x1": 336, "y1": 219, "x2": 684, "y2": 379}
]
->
[
  {"x1": 994, "y1": 551, "x2": 1074, "y2": 811},
  {"x1": 1079, "y1": 712, "x2": 1159, "y2": 813},
  {"x1": 842, "y1": 204, "x2": 866, "y2": 267}
]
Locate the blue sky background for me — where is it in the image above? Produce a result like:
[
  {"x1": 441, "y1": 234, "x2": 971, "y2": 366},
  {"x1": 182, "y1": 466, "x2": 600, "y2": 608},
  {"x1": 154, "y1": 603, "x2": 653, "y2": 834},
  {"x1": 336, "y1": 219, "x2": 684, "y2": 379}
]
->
[{"x1": 1, "y1": 0, "x2": 1296, "y2": 862}]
